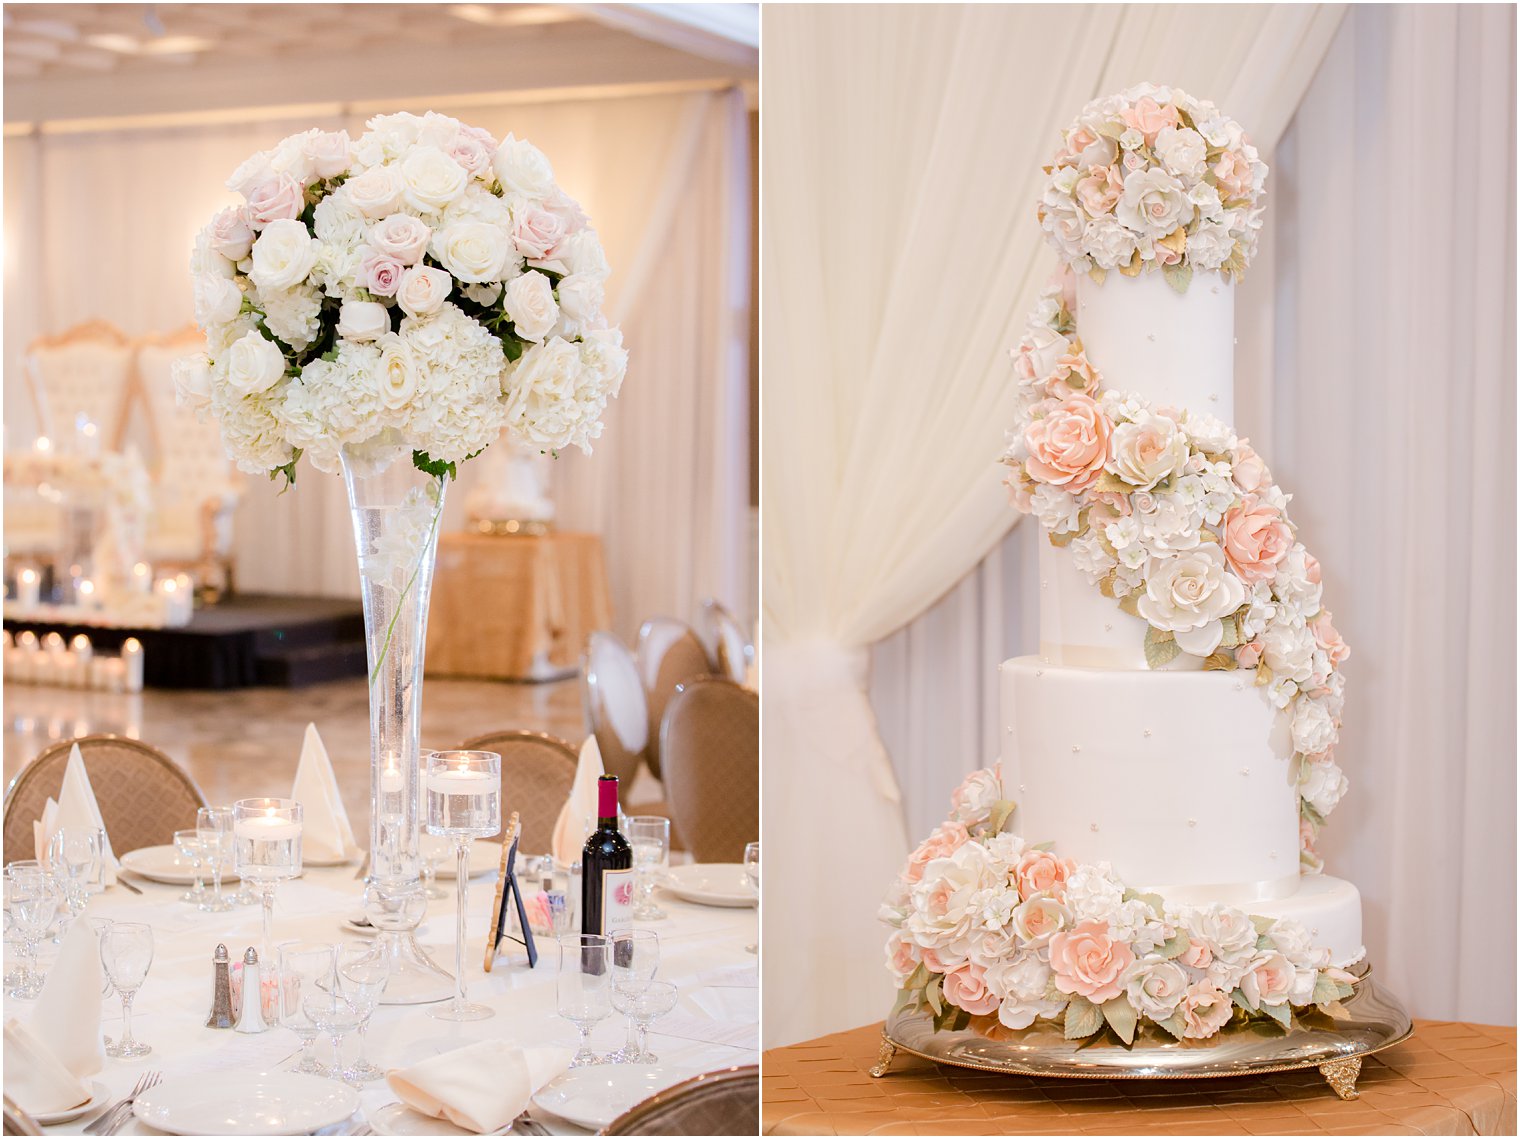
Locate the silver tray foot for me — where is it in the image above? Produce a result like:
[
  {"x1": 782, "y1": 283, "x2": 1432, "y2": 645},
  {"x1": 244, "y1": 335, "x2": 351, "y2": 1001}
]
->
[
  {"x1": 1319, "y1": 1056, "x2": 1362, "y2": 1100},
  {"x1": 869, "y1": 1031, "x2": 898, "y2": 1078}
]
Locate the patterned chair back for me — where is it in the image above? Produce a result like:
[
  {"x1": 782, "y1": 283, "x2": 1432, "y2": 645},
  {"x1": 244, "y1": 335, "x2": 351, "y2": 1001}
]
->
[
  {"x1": 698, "y1": 598, "x2": 754, "y2": 684},
  {"x1": 3, "y1": 735, "x2": 207, "y2": 858},
  {"x1": 603, "y1": 1065, "x2": 759, "y2": 1135},
  {"x1": 24, "y1": 321, "x2": 135, "y2": 450},
  {"x1": 659, "y1": 679, "x2": 759, "y2": 864},
  {"x1": 637, "y1": 617, "x2": 713, "y2": 779},
  {"x1": 456, "y1": 730, "x2": 576, "y2": 852},
  {"x1": 582, "y1": 631, "x2": 649, "y2": 784}
]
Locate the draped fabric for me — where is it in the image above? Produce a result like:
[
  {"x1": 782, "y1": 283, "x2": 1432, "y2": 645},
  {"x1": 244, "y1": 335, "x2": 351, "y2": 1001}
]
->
[
  {"x1": 761, "y1": 3, "x2": 1346, "y2": 1048},
  {"x1": 874, "y1": 2, "x2": 1517, "y2": 1030},
  {"x1": 3, "y1": 89, "x2": 753, "y2": 641}
]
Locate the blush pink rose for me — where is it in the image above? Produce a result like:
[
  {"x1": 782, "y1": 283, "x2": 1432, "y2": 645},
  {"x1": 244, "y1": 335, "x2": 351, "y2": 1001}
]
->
[
  {"x1": 1023, "y1": 394, "x2": 1112, "y2": 493},
  {"x1": 1222, "y1": 495, "x2": 1292, "y2": 584},
  {"x1": 1181, "y1": 981, "x2": 1233, "y2": 1039},
  {"x1": 943, "y1": 963, "x2": 1000, "y2": 1017},
  {"x1": 207, "y1": 207, "x2": 256, "y2": 260},
  {"x1": 1005, "y1": 473, "x2": 1034, "y2": 514},
  {"x1": 1213, "y1": 150, "x2": 1252, "y2": 199},
  {"x1": 1121, "y1": 96, "x2": 1179, "y2": 143},
  {"x1": 1236, "y1": 640, "x2": 1264, "y2": 670},
  {"x1": 1075, "y1": 165, "x2": 1123, "y2": 216},
  {"x1": 1310, "y1": 611, "x2": 1350, "y2": 665},
  {"x1": 902, "y1": 821, "x2": 970, "y2": 885},
  {"x1": 1057, "y1": 267, "x2": 1078, "y2": 313},
  {"x1": 920, "y1": 945, "x2": 966, "y2": 975},
  {"x1": 1014, "y1": 849, "x2": 1075, "y2": 900},
  {"x1": 885, "y1": 932, "x2": 919, "y2": 983},
  {"x1": 1153, "y1": 234, "x2": 1184, "y2": 267},
  {"x1": 245, "y1": 175, "x2": 306, "y2": 226},
  {"x1": 362, "y1": 252, "x2": 405, "y2": 297},
  {"x1": 1048, "y1": 349, "x2": 1100, "y2": 398},
  {"x1": 513, "y1": 206, "x2": 568, "y2": 261},
  {"x1": 1231, "y1": 439, "x2": 1270, "y2": 493},
  {"x1": 1048, "y1": 919, "x2": 1134, "y2": 1003},
  {"x1": 1304, "y1": 553, "x2": 1323, "y2": 585},
  {"x1": 1178, "y1": 938, "x2": 1213, "y2": 970},
  {"x1": 1240, "y1": 952, "x2": 1295, "y2": 1008},
  {"x1": 1062, "y1": 126, "x2": 1099, "y2": 163},
  {"x1": 447, "y1": 136, "x2": 494, "y2": 178}
]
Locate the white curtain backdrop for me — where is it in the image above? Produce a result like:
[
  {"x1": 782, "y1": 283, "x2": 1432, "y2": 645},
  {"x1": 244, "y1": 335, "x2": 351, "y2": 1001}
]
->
[
  {"x1": 876, "y1": 2, "x2": 1517, "y2": 1030},
  {"x1": 760, "y1": 3, "x2": 1345, "y2": 1047},
  {"x1": 4, "y1": 89, "x2": 752, "y2": 641}
]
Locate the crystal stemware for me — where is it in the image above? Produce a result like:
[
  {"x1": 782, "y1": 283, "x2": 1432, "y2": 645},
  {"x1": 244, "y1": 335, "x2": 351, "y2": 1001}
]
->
[
  {"x1": 423, "y1": 750, "x2": 501, "y2": 1022},
  {"x1": 233, "y1": 798, "x2": 303, "y2": 967},
  {"x1": 303, "y1": 988, "x2": 361, "y2": 1080},
  {"x1": 172, "y1": 829, "x2": 206, "y2": 905},
  {"x1": 337, "y1": 944, "x2": 390, "y2": 1082},
  {"x1": 744, "y1": 841, "x2": 759, "y2": 954},
  {"x1": 278, "y1": 942, "x2": 336, "y2": 1077},
  {"x1": 99, "y1": 921, "x2": 153, "y2": 1057},
  {"x1": 6, "y1": 864, "x2": 58, "y2": 998},
  {"x1": 418, "y1": 831, "x2": 450, "y2": 901},
  {"x1": 607, "y1": 928, "x2": 660, "y2": 1063},
  {"x1": 196, "y1": 806, "x2": 234, "y2": 912},
  {"x1": 608, "y1": 980, "x2": 678, "y2": 1063},
  {"x1": 47, "y1": 826, "x2": 101, "y2": 920},
  {"x1": 627, "y1": 817, "x2": 670, "y2": 921},
  {"x1": 557, "y1": 933, "x2": 611, "y2": 1068}
]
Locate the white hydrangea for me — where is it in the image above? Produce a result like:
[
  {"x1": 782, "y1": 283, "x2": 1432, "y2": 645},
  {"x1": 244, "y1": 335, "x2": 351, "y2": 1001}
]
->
[
  {"x1": 1061, "y1": 863, "x2": 1125, "y2": 926},
  {"x1": 259, "y1": 284, "x2": 324, "y2": 349}
]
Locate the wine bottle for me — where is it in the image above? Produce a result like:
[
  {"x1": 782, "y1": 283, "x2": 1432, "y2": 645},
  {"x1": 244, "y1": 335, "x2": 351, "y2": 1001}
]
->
[{"x1": 581, "y1": 774, "x2": 633, "y2": 937}]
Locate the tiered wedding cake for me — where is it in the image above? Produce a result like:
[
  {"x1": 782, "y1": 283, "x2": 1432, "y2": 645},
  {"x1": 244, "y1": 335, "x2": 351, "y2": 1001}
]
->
[{"x1": 882, "y1": 86, "x2": 1367, "y2": 1047}]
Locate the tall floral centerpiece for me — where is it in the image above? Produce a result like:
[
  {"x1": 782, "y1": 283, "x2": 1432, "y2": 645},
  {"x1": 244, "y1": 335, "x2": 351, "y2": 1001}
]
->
[{"x1": 180, "y1": 112, "x2": 627, "y2": 1001}]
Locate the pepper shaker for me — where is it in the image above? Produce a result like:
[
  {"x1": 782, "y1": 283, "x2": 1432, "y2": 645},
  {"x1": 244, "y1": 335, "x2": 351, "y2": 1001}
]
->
[
  {"x1": 206, "y1": 943, "x2": 234, "y2": 1029},
  {"x1": 234, "y1": 947, "x2": 269, "y2": 1033}
]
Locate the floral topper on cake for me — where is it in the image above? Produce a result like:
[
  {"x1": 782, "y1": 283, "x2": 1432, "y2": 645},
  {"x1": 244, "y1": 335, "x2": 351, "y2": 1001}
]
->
[
  {"x1": 175, "y1": 112, "x2": 628, "y2": 486},
  {"x1": 1000, "y1": 271, "x2": 1349, "y2": 870},
  {"x1": 1039, "y1": 83, "x2": 1267, "y2": 293},
  {"x1": 881, "y1": 766, "x2": 1359, "y2": 1044}
]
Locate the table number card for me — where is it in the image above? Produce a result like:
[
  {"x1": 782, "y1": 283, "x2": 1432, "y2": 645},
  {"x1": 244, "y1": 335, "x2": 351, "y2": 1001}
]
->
[{"x1": 483, "y1": 813, "x2": 537, "y2": 972}]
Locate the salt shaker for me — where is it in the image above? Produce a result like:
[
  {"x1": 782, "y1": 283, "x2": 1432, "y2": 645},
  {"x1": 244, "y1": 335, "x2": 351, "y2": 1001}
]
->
[
  {"x1": 234, "y1": 947, "x2": 268, "y2": 1033},
  {"x1": 206, "y1": 943, "x2": 234, "y2": 1029}
]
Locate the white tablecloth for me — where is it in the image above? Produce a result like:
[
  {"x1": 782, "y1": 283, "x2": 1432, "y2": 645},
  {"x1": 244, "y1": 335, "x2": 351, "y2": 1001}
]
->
[{"x1": 5, "y1": 862, "x2": 760, "y2": 1134}]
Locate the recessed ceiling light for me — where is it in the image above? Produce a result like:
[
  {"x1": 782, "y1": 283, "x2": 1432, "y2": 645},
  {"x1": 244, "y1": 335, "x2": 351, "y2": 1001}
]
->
[
  {"x1": 85, "y1": 32, "x2": 212, "y2": 56},
  {"x1": 448, "y1": 5, "x2": 580, "y2": 28}
]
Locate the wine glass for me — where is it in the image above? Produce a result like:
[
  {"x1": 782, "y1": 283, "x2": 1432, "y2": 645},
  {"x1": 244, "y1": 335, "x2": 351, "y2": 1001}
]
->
[
  {"x1": 232, "y1": 798, "x2": 303, "y2": 968},
  {"x1": 303, "y1": 987, "x2": 361, "y2": 1081},
  {"x1": 744, "y1": 841, "x2": 759, "y2": 954},
  {"x1": 337, "y1": 944, "x2": 389, "y2": 1082},
  {"x1": 627, "y1": 817, "x2": 670, "y2": 921},
  {"x1": 423, "y1": 750, "x2": 501, "y2": 1022},
  {"x1": 278, "y1": 942, "x2": 336, "y2": 1077},
  {"x1": 47, "y1": 827, "x2": 102, "y2": 920},
  {"x1": 172, "y1": 829, "x2": 206, "y2": 905},
  {"x1": 557, "y1": 933, "x2": 611, "y2": 1068},
  {"x1": 418, "y1": 831, "x2": 450, "y2": 901},
  {"x1": 196, "y1": 806, "x2": 234, "y2": 912},
  {"x1": 608, "y1": 981, "x2": 678, "y2": 1063},
  {"x1": 6, "y1": 864, "x2": 58, "y2": 998},
  {"x1": 99, "y1": 922, "x2": 153, "y2": 1057},
  {"x1": 607, "y1": 928, "x2": 660, "y2": 1063}
]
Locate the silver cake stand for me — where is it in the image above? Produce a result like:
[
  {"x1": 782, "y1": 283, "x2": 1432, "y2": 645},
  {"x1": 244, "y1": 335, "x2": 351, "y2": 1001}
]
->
[{"x1": 870, "y1": 961, "x2": 1411, "y2": 1099}]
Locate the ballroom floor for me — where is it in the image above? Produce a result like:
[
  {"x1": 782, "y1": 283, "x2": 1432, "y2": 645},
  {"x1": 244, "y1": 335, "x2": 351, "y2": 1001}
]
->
[{"x1": 2, "y1": 676, "x2": 586, "y2": 840}]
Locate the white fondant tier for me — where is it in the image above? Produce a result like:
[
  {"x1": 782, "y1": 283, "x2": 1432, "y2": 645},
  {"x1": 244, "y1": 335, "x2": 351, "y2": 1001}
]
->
[
  {"x1": 1074, "y1": 269, "x2": 1234, "y2": 422},
  {"x1": 1240, "y1": 873, "x2": 1365, "y2": 969},
  {"x1": 1038, "y1": 540, "x2": 1198, "y2": 671}
]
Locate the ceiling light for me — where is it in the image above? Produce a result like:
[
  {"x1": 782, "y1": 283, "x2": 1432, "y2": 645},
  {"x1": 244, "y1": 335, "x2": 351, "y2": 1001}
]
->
[
  {"x1": 448, "y1": 5, "x2": 580, "y2": 28},
  {"x1": 85, "y1": 32, "x2": 212, "y2": 56}
]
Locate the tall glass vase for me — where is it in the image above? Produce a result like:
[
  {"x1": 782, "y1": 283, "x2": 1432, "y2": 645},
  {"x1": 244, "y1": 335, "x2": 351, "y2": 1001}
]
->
[{"x1": 342, "y1": 448, "x2": 454, "y2": 1005}]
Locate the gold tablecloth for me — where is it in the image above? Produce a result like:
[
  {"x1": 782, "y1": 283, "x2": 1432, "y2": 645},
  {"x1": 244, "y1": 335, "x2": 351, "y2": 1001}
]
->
[
  {"x1": 762, "y1": 1020, "x2": 1516, "y2": 1135},
  {"x1": 424, "y1": 531, "x2": 611, "y2": 681}
]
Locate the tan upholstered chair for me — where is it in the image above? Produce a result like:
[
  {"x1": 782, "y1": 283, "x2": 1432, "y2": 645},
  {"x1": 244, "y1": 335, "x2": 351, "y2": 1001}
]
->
[
  {"x1": 2, "y1": 1097, "x2": 42, "y2": 1136},
  {"x1": 696, "y1": 598, "x2": 754, "y2": 685},
  {"x1": 24, "y1": 320, "x2": 135, "y2": 449},
  {"x1": 457, "y1": 730, "x2": 576, "y2": 853},
  {"x1": 3, "y1": 735, "x2": 207, "y2": 858},
  {"x1": 659, "y1": 679, "x2": 759, "y2": 864},
  {"x1": 582, "y1": 632, "x2": 649, "y2": 785},
  {"x1": 603, "y1": 1065, "x2": 759, "y2": 1135},
  {"x1": 637, "y1": 617, "x2": 713, "y2": 778}
]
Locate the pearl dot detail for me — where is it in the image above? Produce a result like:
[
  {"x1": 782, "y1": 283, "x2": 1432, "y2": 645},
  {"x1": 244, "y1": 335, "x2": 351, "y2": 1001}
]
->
[
  {"x1": 1311, "y1": 927, "x2": 1319, "y2": 936},
  {"x1": 1142, "y1": 728, "x2": 1152, "y2": 737},
  {"x1": 1018, "y1": 784, "x2": 1026, "y2": 794},
  {"x1": 1035, "y1": 668, "x2": 1044, "y2": 677},
  {"x1": 1187, "y1": 818, "x2": 1197, "y2": 827},
  {"x1": 1090, "y1": 822, "x2": 1099, "y2": 832},
  {"x1": 1212, "y1": 285, "x2": 1220, "y2": 295},
  {"x1": 1147, "y1": 332, "x2": 1156, "y2": 342},
  {"x1": 1209, "y1": 392, "x2": 1219, "y2": 401},
  {"x1": 1071, "y1": 744, "x2": 1081, "y2": 753},
  {"x1": 1234, "y1": 681, "x2": 1244, "y2": 691},
  {"x1": 1240, "y1": 767, "x2": 1251, "y2": 776},
  {"x1": 1104, "y1": 623, "x2": 1113, "y2": 632}
]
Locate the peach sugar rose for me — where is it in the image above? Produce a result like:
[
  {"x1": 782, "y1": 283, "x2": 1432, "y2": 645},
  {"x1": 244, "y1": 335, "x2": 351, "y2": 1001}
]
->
[
  {"x1": 1014, "y1": 848, "x2": 1075, "y2": 900},
  {"x1": 943, "y1": 962, "x2": 1001, "y2": 1017},
  {"x1": 1120, "y1": 96, "x2": 1179, "y2": 144},
  {"x1": 1023, "y1": 394, "x2": 1112, "y2": 493},
  {"x1": 1212, "y1": 150, "x2": 1253, "y2": 199},
  {"x1": 1310, "y1": 610, "x2": 1350, "y2": 665},
  {"x1": 1231, "y1": 439, "x2": 1270, "y2": 493},
  {"x1": 1048, "y1": 919, "x2": 1134, "y2": 1003},
  {"x1": 1075, "y1": 165, "x2": 1124, "y2": 216},
  {"x1": 1181, "y1": 981, "x2": 1234, "y2": 1039},
  {"x1": 902, "y1": 821, "x2": 970, "y2": 885},
  {"x1": 1222, "y1": 495, "x2": 1292, "y2": 584}
]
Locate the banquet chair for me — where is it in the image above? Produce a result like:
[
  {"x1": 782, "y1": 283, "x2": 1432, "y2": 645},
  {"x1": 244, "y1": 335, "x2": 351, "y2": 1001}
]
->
[
  {"x1": 696, "y1": 597, "x2": 755, "y2": 684},
  {"x1": 603, "y1": 1065, "x2": 759, "y2": 1135},
  {"x1": 456, "y1": 729, "x2": 576, "y2": 852},
  {"x1": 24, "y1": 320, "x2": 136, "y2": 450},
  {"x1": 582, "y1": 631, "x2": 650, "y2": 785},
  {"x1": 636, "y1": 617, "x2": 713, "y2": 779},
  {"x1": 659, "y1": 679, "x2": 759, "y2": 864},
  {"x1": 2, "y1": 1097, "x2": 42, "y2": 1136},
  {"x1": 2, "y1": 735, "x2": 207, "y2": 858}
]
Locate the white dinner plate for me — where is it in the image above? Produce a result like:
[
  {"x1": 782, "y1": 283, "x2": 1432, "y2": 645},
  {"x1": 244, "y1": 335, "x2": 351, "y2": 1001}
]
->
[
  {"x1": 433, "y1": 841, "x2": 503, "y2": 879},
  {"x1": 133, "y1": 1072, "x2": 359, "y2": 1135},
  {"x1": 661, "y1": 863, "x2": 755, "y2": 907},
  {"x1": 119, "y1": 845, "x2": 239, "y2": 886},
  {"x1": 369, "y1": 1102, "x2": 511, "y2": 1136},
  {"x1": 532, "y1": 1065, "x2": 697, "y2": 1131},
  {"x1": 33, "y1": 1080, "x2": 109, "y2": 1125}
]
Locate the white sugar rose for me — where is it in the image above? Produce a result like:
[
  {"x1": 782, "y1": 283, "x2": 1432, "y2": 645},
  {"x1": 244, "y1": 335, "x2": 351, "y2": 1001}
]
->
[
  {"x1": 905, "y1": 843, "x2": 996, "y2": 950},
  {"x1": 1184, "y1": 905, "x2": 1257, "y2": 963},
  {"x1": 1240, "y1": 951, "x2": 1296, "y2": 1008},
  {"x1": 1182, "y1": 412, "x2": 1235, "y2": 453},
  {"x1": 1125, "y1": 957, "x2": 1189, "y2": 1021},
  {"x1": 395, "y1": 265, "x2": 452, "y2": 318},
  {"x1": 1061, "y1": 863, "x2": 1124, "y2": 926},
  {"x1": 1298, "y1": 756, "x2": 1348, "y2": 816},
  {"x1": 1266, "y1": 919, "x2": 1328, "y2": 970},
  {"x1": 376, "y1": 334, "x2": 418, "y2": 411},
  {"x1": 193, "y1": 274, "x2": 242, "y2": 326},
  {"x1": 401, "y1": 146, "x2": 469, "y2": 212},
  {"x1": 504, "y1": 271, "x2": 559, "y2": 342},
  {"x1": 1041, "y1": 197, "x2": 1087, "y2": 259},
  {"x1": 949, "y1": 767, "x2": 1002, "y2": 825},
  {"x1": 248, "y1": 219, "x2": 317, "y2": 291},
  {"x1": 1109, "y1": 409, "x2": 1188, "y2": 490},
  {"x1": 1154, "y1": 125, "x2": 1207, "y2": 180},
  {"x1": 1262, "y1": 620, "x2": 1315, "y2": 684},
  {"x1": 1291, "y1": 696, "x2": 1338, "y2": 755},
  {"x1": 1009, "y1": 895, "x2": 1069, "y2": 948},
  {"x1": 172, "y1": 352, "x2": 214, "y2": 412},
  {"x1": 346, "y1": 164, "x2": 406, "y2": 219},
  {"x1": 222, "y1": 329, "x2": 286, "y2": 396},
  {"x1": 337, "y1": 300, "x2": 390, "y2": 342},
  {"x1": 1136, "y1": 545, "x2": 1246, "y2": 657},
  {"x1": 1083, "y1": 218, "x2": 1140, "y2": 270},
  {"x1": 493, "y1": 134, "x2": 555, "y2": 200},
  {"x1": 1187, "y1": 220, "x2": 1235, "y2": 270},
  {"x1": 369, "y1": 215, "x2": 431, "y2": 265},
  {"x1": 433, "y1": 220, "x2": 513, "y2": 284},
  {"x1": 1115, "y1": 168, "x2": 1194, "y2": 238},
  {"x1": 983, "y1": 951, "x2": 1065, "y2": 1030}
]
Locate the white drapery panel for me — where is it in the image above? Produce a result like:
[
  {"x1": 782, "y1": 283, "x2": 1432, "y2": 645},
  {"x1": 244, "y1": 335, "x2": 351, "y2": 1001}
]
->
[
  {"x1": 876, "y1": 2, "x2": 1516, "y2": 1029},
  {"x1": 760, "y1": 3, "x2": 1343, "y2": 1047},
  {"x1": 3, "y1": 90, "x2": 752, "y2": 640}
]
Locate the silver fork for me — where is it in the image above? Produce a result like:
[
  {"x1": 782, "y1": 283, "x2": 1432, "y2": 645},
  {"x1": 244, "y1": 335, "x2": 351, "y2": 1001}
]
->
[{"x1": 84, "y1": 1070, "x2": 161, "y2": 1135}]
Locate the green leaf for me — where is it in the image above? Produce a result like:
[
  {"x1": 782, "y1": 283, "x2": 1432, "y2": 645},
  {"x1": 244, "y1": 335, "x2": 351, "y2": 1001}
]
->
[
  {"x1": 1044, "y1": 975, "x2": 1066, "y2": 1003},
  {"x1": 1311, "y1": 973, "x2": 1342, "y2": 1008},
  {"x1": 1144, "y1": 626, "x2": 1181, "y2": 669},
  {"x1": 1255, "y1": 934, "x2": 1275, "y2": 951},
  {"x1": 904, "y1": 962, "x2": 930, "y2": 994},
  {"x1": 1101, "y1": 997, "x2": 1138, "y2": 1045},
  {"x1": 987, "y1": 799, "x2": 1018, "y2": 835},
  {"x1": 924, "y1": 975, "x2": 943, "y2": 1018},
  {"x1": 268, "y1": 448, "x2": 302, "y2": 492},
  {"x1": 1117, "y1": 592, "x2": 1142, "y2": 618},
  {"x1": 412, "y1": 450, "x2": 457, "y2": 483},
  {"x1": 1155, "y1": 1011, "x2": 1188, "y2": 1041},
  {"x1": 1300, "y1": 801, "x2": 1326, "y2": 828},
  {"x1": 1047, "y1": 526, "x2": 1080, "y2": 548},
  {"x1": 890, "y1": 984, "x2": 921, "y2": 1018},
  {"x1": 1250, "y1": 915, "x2": 1276, "y2": 935},
  {"x1": 1158, "y1": 931, "x2": 1191, "y2": 961},
  {"x1": 1162, "y1": 260, "x2": 1193, "y2": 295},
  {"x1": 1063, "y1": 996, "x2": 1103, "y2": 1040},
  {"x1": 1231, "y1": 987, "x2": 1257, "y2": 1013},
  {"x1": 1217, "y1": 615, "x2": 1244, "y2": 649},
  {"x1": 1260, "y1": 1001, "x2": 1292, "y2": 1031}
]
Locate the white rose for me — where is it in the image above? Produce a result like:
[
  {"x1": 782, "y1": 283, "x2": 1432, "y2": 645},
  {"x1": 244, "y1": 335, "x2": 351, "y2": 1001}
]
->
[
  {"x1": 206, "y1": 208, "x2": 256, "y2": 260},
  {"x1": 225, "y1": 151, "x2": 274, "y2": 197},
  {"x1": 337, "y1": 300, "x2": 391, "y2": 342},
  {"x1": 558, "y1": 229, "x2": 609, "y2": 280},
  {"x1": 1109, "y1": 410, "x2": 1189, "y2": 490},
  {"x1": 303, "y1": 130, "x2": 352, "y2": 179},
  {"x1": 345, "y1": 164, "x2": 406, "y2": 219},
  {"x1": 1061, "y1": 863, "x2": 1125, "y2": 926},
  {"x1": 1125, "y1": 958, "x2": 1189, "y2": 1021},
  {"x1": 248, "y1": 219, "x2": 317, "y2": 291},
  {"x1": 1015, "y1": 325, "x2": 1069, "y2": 387},
  {"x1": 1138, "y1": 495, "x2": 1202, "y2": 554},
  {"x1": 1266, "y1": 919, "x2": 1328, "y2": 970},
  {"x1": 395, "y1": 265, "x2": 452, "y2": 318},
  {"x1": 193, "y1": 274, "x2": 243, "y2": 326},
  {"x1": 375, "y1": 334, "x2": 417, "y2": 411},
  {"x1": 503, "y1": 271, "x2": 559, "y2": 343},
  {"x1": 1291, "y1": 696, "x2": 1338, "y2": 755},
  {"x1": 1182, "y1": 412, "x2": 1235, "y2": 453},
  {"x1": 222, "y1": 329, "x2": 286, "y2": 395},
  {"x1": 493, "y1": 134, "x2": 555, "y2": 199},
  {"x1": 1185, "y1": 905, "x2": 1257, "y2": 963},
  {"x1": 1154, "y1": 125, "x2": 1207, "y2": 180},
  {"x1": 172, "y1": 352, "x2": 214, "y2": 411},
  {"x1": 1040, "y1": 196, "x2": 1087, "y2": 258},
  {"x1": 1298, "y1": 756, "x2": 1348, "y2": 816},
  {"x1": 1008, "y1": 896, "x2": 1069, "y2": 947},
  {"x1": 984, "y1": 951, "x2": 1065, "y2": 1030},
  {"x1": 1188, "y1": 221, "x2": 1235, "y2": 270},
  {"x1": 905, "y1": 843, "x2": 995, "y2": 950},
  {"x1": 433, "y1": 221, "x2": 513, "y2": 284},
  {"x1": 1239, "y1": 951, "x2": 1296, "y2": 1008},
  {"x1": 400, "y1": 146, "x2": 468, "y2": 212},
  {"x1": 1262, "y1": 620, "x2": 1316, "y2": 683},
  {"x1": 1136, "y1": 544, "x2": 1246, "y2": 657},
  {"x1": 1188, "y1": 181, "x2": 1224, "y2": 221},
  {"x1": 1115, "y1": 168, "x2": 1195, "y2": 238},
  {"x1": 555, "y1": 273, "x2": 604, "y2": 333},
  {"x1": 369, "y1": 215, "x2": 432, "y2": 265},
  {"x1": 1082, "y1": 218, "x2": 1140, "y2": 269}
]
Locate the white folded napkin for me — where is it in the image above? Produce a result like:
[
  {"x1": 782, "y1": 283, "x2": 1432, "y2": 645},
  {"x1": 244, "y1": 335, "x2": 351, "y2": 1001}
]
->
[
  {"x1": 2, "y1": 1019, "x2": 92, "y2": 1116},
  {"x1": 30, "y1": 918, "x2": 106, "y2": 1080},
  {"x1": 290, "y1": 723, "x2": 361, "y2": 864},
  {"x1": 551, "y1": 736, "x2": 603, "y2": 867},
  {"x1": 33, "y1": 744, "x2": 118, "y2": 885},
  {"x1": 387, "y1": 1041, "x2": 572, "y2": 1134}
]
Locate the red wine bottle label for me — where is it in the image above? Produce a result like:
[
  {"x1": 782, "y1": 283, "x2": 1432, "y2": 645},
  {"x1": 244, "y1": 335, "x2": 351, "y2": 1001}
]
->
[{"x1": 602, "y1": 866, "x2": 634, "y2": 931}]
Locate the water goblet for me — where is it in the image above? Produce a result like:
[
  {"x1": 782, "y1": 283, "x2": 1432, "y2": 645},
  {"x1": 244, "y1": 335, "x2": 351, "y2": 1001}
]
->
[
  {"x1": 337, "y1": 944, "x2": 390, "y2": 1082},
  {"x1": 6, "y1": 866, "x2": 57, "y2": 998},
  {"x1": 232, "y1": 798, "x2": 303, "y2": 967},
  {"x1": 418, "y1": 831, "x2": 450, "y2": 901},
  {"x1": 196, "y1": 806, "x2": 234, "y2": 912},
  {"x1": 278, "y1": 942, "x2": 336, "y2": 1076},
  {"x1": 557, "y1": 933, "x2": 612, "y2": 1068},
  {"x1": 47, "y1": 827, "x2": 101, "y2": 920},
  {"x1": 626, "y1": 817, "x2": 670, "y2": 921},
  {"x1": 607, "y1": 928, "x2": 660, "y2": 1063},
  {"x1": 608, "y1": 980, "x2": 679, "y2": 1063},
  {"x1": 172, "y1": 829, "x2": 206, "y2": 905},
  {"x1": 744, "y1": 841, "x2": 759, "y2": 954},
  {"x1": 100, "y1": 921, "x2": 153, "y2": 1057},
  {"x1": 423, "y1": 750, "x2": 501, "y2": 1022}
]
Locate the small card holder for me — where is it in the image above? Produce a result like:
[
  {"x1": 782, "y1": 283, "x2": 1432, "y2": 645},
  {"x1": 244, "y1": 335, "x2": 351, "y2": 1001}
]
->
[{"x1": 484, "y1": 812, "x2": 538, "y2": 972}]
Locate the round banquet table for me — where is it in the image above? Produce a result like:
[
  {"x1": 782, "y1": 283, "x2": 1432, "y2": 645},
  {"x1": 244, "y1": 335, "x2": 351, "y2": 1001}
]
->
[{"x1": 5, "y1": 861, "x2": 760, "y2": 1135}]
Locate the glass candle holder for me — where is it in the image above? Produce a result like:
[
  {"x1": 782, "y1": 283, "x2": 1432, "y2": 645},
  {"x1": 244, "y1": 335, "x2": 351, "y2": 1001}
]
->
[
  {"x1": 233, "y1": 798, "x2": 304, "y2": 967},
  {"x1": 423, "y1": 750, "x2": 501, "y2": 1021}
]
